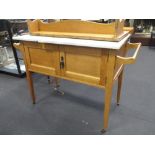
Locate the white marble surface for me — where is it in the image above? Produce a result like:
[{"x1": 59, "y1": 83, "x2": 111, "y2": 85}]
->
[{"x1": 13, "y1": 34, "x2": 131, "y2": 50}]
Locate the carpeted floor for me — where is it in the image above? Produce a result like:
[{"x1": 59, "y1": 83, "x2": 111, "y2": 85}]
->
[{"x1": 0, "y1": 46, "x2": 155, "y2": 135}]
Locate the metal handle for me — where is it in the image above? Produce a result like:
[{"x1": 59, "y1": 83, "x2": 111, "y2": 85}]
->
[
  {"x1": 60, "y1": 56, "x2": 64, "y2": 69},
  {"x1": 116, "y1": 43, "x2": 141, "y2": 65}
]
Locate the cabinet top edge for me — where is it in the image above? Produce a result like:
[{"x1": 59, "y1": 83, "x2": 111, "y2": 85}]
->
[{"x1": 13, "y1": 34, "x2": 131, "y2": 50}]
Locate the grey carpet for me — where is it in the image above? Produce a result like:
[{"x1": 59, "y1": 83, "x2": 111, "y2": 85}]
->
[{"x1": 0, "y1": 46, "x2": 155, "y2": 135}]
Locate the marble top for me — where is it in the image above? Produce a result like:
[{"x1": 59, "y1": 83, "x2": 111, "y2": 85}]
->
[{"x1": 13, "y1": 34, "x2": 131, "y2": 50}]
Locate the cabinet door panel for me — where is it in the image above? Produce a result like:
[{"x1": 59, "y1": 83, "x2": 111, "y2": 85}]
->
[
  {"x1": 25, "y1": 43, "x2": 59, "y2": 76},
  {"x1": 61, "y1": 46, "x2": 102, "y2": 85}
]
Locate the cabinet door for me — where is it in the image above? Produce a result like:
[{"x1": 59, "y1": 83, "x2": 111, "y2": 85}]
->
[
  {"x1": 24, "y1": 42, "x2": 60, "y2": 76},
  {"x1": 59, "y1": 45, "x2": 104, "y2": 86}
]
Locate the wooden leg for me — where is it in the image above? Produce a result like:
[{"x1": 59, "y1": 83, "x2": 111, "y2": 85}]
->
[
  {"x1": 103, "y1": 80, "x2": 114, "y2": 132},
  {"x1": 26, "y1": 71, "x2": 36, "y2": 104},
  {"x1": 117, "y1": 69, "x2": 124, "y2": 105},
  {"x1": 102, "y1": 52, "x2": 116, "y2": 132},
  {"x1": 13, "y1": 43, "x2": 36, "y2": 104}
]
